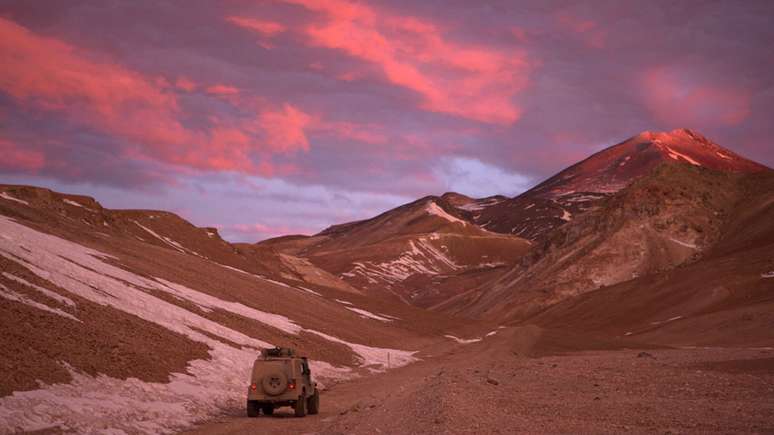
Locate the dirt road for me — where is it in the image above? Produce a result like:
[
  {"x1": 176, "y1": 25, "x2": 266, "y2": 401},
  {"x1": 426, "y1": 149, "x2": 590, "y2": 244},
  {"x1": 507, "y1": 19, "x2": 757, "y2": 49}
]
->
[{"x1": 183, "y1": 327, "x2": 774, "y2": 434}]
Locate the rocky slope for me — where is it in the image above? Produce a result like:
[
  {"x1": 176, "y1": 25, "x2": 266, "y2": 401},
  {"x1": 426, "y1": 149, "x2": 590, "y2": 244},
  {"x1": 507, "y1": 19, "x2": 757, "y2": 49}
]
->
[
  {"x1": 526, "y1": 168, "x2": 774, "y2": 347},
  {"x1": 451, "y1": 128, "x2": 767, "y2": 242},
  {"x1": 437, "y1": 153, "x2": 774, "y2": 337},
  {"x1": 0, "y1": 185, "x2": 481, "y2": 433},
  {"x1": 259, "y1": 196, "x2": 532, "y2": 307}
]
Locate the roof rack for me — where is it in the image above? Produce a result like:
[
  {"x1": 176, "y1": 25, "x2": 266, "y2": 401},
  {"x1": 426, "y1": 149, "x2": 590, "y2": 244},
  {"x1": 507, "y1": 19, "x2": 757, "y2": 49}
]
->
[{"x1": 263, "y1": 347, "x2": 296, "y2": 358}]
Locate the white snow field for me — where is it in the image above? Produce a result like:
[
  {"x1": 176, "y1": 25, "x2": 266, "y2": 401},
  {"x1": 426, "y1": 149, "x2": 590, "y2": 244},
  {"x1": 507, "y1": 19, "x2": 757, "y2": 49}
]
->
[{"x1": 0, "y1": 216, "x2": 414, "y2": 434}]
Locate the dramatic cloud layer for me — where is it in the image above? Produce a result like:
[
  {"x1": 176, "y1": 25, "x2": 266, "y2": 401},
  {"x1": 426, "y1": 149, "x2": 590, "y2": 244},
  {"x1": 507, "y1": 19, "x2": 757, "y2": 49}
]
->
[
  {"x1": 278, "y1": 0, "x2": 531, "y2": 125},
  {"x1": 1, "y1": 0, "x2": 772, "y2": 240},
  {"x1": 0, "y1": 16, "x2": 312, "y2": 177}
]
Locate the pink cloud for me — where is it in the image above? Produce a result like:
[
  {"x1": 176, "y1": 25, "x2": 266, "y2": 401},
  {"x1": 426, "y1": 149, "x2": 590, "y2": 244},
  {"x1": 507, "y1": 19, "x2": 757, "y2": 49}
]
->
[
  {"x1": 314, "y1": 120, "x2": 388, "y2": 145},
  {"x1": 510, "y1": 27, "x2": 528, "y2": 43},
  {"x1": 233, "y1": 0, "x2": 532, "y2": 125},
  {"x1": 0, "y1": 17, "x2": 188, "y2": 145},
  {"x1": 175, "y1": 76, "x2": 197, "y2": 92},
  {"x1": 556, "y1": 12, "x2": 606, "y2": 49},
  {"x1": 227, "y1": 16, "x2": 286, "y2": 37},
  {"x1": 206, "y1": 84, "x2": 240, "y2": 95},
  {"x1": 259, "y1": 103, "x2": 312, "y2": 152},
  {"x1": 0, "y1": 138, "x2": 45, "y2": 171},
  {"x1": 641, "y1": 67, "x2": 751, "y2": 126},
  {"x1": 0, "y1": 17, "x2": 313, "y2": 177}
]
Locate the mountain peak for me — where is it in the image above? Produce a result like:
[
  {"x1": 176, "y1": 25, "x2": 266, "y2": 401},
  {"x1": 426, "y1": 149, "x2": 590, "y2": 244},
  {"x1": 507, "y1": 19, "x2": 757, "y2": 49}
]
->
[
  {"x1": 636, "y1": 128, "x2": 710, "y2": 144},
  {"x1": 525, "y1": 128, "x2": 767, "y2": 202}
]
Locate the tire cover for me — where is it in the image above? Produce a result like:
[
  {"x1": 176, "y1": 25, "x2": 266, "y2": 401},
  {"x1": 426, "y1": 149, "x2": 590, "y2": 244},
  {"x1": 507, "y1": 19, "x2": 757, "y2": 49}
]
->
[{"x1": 261, "y1": 372, "x2": 287, "y2": 396}]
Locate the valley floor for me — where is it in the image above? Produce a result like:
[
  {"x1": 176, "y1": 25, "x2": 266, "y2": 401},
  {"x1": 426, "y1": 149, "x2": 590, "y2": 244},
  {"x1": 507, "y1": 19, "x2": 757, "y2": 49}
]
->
[{"x1": 183, "y1": 327, "x2": 774, "y2": 434}]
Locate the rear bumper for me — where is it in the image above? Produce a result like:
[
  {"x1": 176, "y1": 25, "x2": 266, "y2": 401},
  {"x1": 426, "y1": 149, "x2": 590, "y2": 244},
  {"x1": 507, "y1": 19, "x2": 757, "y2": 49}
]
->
[
  {"x1": 247, "y1": 390, "x2": 300, "y2": 403},
  {"x1": 248, "y1": 399, "x2": 298, "y2": 408}
]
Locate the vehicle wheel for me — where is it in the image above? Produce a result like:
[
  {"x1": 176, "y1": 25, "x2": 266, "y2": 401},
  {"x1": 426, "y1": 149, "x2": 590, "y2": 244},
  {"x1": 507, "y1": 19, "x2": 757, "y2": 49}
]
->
[
  {"x1": 294, "y1": 393, "x2": 307, "y2": 417},
  {"x1": 262, "y1": 405, "x2": 274, "y2": 416},
  {"x1": 246, "y1": 400, "x2": 260, "y2": 418},
  {"x1": 307, "y1": 390, "x2": 320, "y2": 415},
  {"x1": 261, "y1": 372, "x2": 288, "y2": 396}
]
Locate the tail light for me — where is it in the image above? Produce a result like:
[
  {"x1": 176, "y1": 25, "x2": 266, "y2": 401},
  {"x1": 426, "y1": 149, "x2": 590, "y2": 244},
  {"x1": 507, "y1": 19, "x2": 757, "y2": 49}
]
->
[
  {"x1": 288, "y1": 379, "x2": 296, "y2": 390},
  {"x1": 250, "y1": 383, "x2": 257, "y2": 391}
]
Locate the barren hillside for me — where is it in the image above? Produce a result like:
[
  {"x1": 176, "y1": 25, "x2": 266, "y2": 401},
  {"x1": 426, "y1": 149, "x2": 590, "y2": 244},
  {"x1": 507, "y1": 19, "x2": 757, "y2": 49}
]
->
[{"x1": 0, "y1": 185, "x2": 486, "y2": 433}]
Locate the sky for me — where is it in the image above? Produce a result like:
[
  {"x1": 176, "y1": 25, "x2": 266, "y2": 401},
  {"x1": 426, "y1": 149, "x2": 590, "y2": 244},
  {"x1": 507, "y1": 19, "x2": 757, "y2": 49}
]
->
[{"x1": 1, "y1": 0, "x2": 773, "y2": 241}]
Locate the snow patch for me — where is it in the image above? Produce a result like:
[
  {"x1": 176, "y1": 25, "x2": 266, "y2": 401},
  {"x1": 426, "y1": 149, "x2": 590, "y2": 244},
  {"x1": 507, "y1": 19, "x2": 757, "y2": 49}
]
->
[
  {"x1": 444, "y1": 334, "x2": 482, "y2": 344},
  {"x1": 457, "y1": 198, "x2": 502, "y2": 212},
  {"x1": 761, "y1": 271, "x2": 774, "y2": 279},
  {"x1": 425, "y1": 201, "x2": 467, "y2": 226},
  {"x1": 133, "y1": 221, "x2": 186, "y2": 254},
  {"x1": 715, "y1": 151, "x2": 732, "y2": 160},
  {"x1": 457, "y1": 202, "x2": 483, "y2": 211},
  {"x1": 2, "y1": 272, "x2": 76, "y2": 307},
  {"x1": 669, "y1": 237, "x2": 697, "y2": 249},
  {"x1": 0, "y1": 283, "x2": 80, "y2": 322},
  {"x1": 665, "y1": 147, "x2": 701, "y2": 166},
  {"x1": 62, "y1": 199, "x2": 84, "y2": 208},
  {"x1": 344, "y1": 237, "x2": 459, "y2": 285},
  {"x1": 651, "y1": 315, "x2": 683, "y2": 326},
  {"x1": 345, "y1": 307, "x2": 394, "y2": 322},
  {"x1": 477, "y1": 261, "x2": 506, "y2": 268},
  {"x1": 213, "y1": 263, "x2": 320, "y2": 297},
  {"x1": 263, "y1": 278, "x2": 292, "y2": 289},
  {"x1": 560, "y1": 209, "x2": 572, "y2": 222},
  {"x1": 0, "y1": 192, "x2": 28, "y2": 205},
  {"x1": 132, "y1": 221, "x2": 206, "y2": 258},
  {"x1": 335, "y1": 299, "x2": 354, "y2": 305},
  {"x1": 306, "y1": 330, "x2": 418, "y2": 371},
  {"x1": 215, "y1": 263, "x2": 253, "y2": 276},
  {"x1": 298, "y1": 286, "x2": 322, "y2": 296},
  {"x1": 485, "y1": 331, "x2": 498, "y2": 337}
]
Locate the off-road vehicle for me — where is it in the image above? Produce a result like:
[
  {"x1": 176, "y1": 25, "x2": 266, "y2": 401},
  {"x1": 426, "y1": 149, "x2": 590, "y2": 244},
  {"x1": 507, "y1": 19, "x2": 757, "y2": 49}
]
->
[{"x1": 246, "y1": 347, "x2": 320, "y2": 417}]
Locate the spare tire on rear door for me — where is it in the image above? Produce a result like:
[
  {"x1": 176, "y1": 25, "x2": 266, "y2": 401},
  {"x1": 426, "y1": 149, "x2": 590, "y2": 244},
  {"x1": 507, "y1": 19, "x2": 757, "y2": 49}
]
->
[{"x1": 261, "y1": 372, "x2": 288, "y2": 396}]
